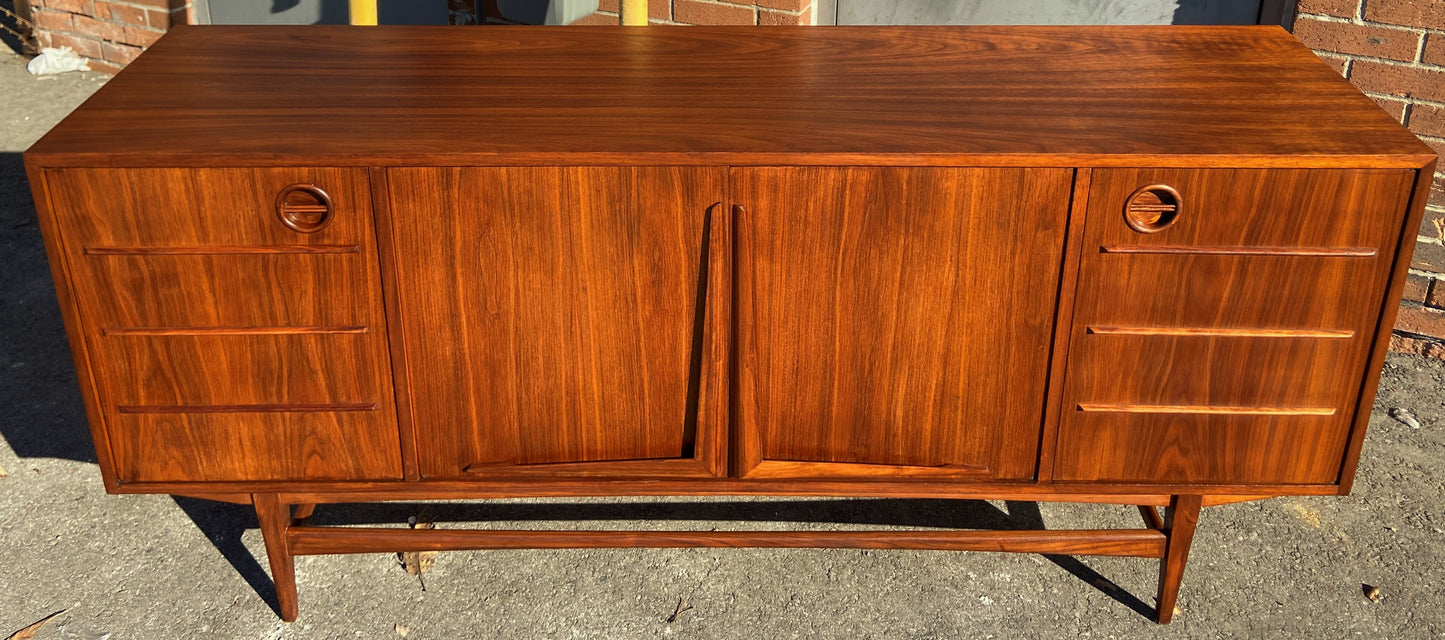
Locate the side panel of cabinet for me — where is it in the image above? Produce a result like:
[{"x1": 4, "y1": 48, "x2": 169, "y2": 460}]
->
[
  {"x1": 387, "y1": 167, "x2": 728, "y2": 478},
  {"x1": 731, "y1": 167, "x2": 1073, "y2": 480}
]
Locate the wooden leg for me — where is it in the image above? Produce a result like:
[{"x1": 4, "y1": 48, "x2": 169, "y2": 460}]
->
[
  {"x1": 292, "y1": 503, "x2": 317, "y2": 525},
  {"x1": 1138, "y1": 505, "x2": 1165, "y2": 530},
  {"x1": 254, "y1": 493, "x2": 299, "y2": 622},
  {"x1": 1155, "y1": 494, "x2": 1203, "y2": 624}
]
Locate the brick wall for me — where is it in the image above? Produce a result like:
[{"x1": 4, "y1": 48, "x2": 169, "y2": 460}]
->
[
  {"x1": 29, "y1": 0, "x2": 195, "y2": 72},
  {"x1": 1293, "y1": 0, "x2": 1445, "y2": 358}
]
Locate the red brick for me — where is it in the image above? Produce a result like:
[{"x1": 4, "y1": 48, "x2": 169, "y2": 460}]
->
[
  {"x1": 1421, "y1": 205, "x2": 1445, "y2": 241},
  {"x1": 1404, "y1": 273, "x2": 1433, "y2": 302},
  {"x1": 1314, "y1": 51, "x2": 1351, "y2": 75},
  {"x1": 674, "y1": 0, "x2": 755, "y2": 24},
  {"x1": 101, "y1": 40, "x2": 141, "y2": 63},
  {"x1": 1296, "y1": 0, "x2": 1360, "y2": 18},
  {"x1": 121, "y1": 25, "x2": 163, "y2": 47},
  {"x1": 32, "y1": 8, "x2": 73, "y2": 32},
  {"x1": 170, "y1": 5, "x2": 196, "y2": 26},
  {"x1": 1396, "y1": 303, "x2": 1445, "y2": 337},
  {"x1": 72, "y1": 13, "x2": 128, "y2": 41},
  {"x1": 1351, "y1": 60, "x2": 1445, "y2": 102},
  {"x1": 1429, "y1": 279, "x2": 1445, "y2": 307},
  {"x1": 96, "y1": 1, "x2": 149, "y2": 26},
  {"x1": 1364, "y1": 0, "x2": 1445, "y2": 31},
  {"x1": 650, "y1": 0, "x2": 671, "y2": 20},
  {"x1": 42, "y1": 0, "x2": 94, "y2": 14},
  {"x1": 123, "y1": 0, "x2": 171, "y2": 8},
  {"x1": 87, "y1": 58, "x2": 123, "y2": 74},
  {"x1": 753, "y1": 0, "x2": 807, "y2": 10},
  {"x1": 799, "y1": 4, "x2": 813, "y2": 24},
  {"x1": 572, "y1": 11, "x2": 621, "y2": 25},
  {"x1": 144, "y1": 8, "x2": 167, "y2": 29},
  {"x1": 759, "y1": 8, "x2": 804, "y2": 24},
  {"x1": 1426, "y1": 33, "x2": 1445, "y2": 66},
  {"x1": 45, "y1": 31, "x2": 103, "y2": 58},
  {"x1": 1294, "y1": 16, "x2": 1421, "y2": 61},
  {"x1": 1368, "y1": 92, "x2": 1410, "y2": 122},
  {"x1": 1411, "y1": 103, "x2": 1445, "y2": 138},
  {"x1": 1422, "y1": 135, "x2": 1445, "y2": 160},
  {"x1": 598, "y1": 0, "x2": 619, "y2": 11},
  {"x1": 1389, "y1": 332, "x2": 1445, "y2": 358}
]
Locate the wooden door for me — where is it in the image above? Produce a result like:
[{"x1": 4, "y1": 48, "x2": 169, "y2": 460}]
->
[
  {"x1": 1053, "y1": 168, "x2": 1414, "y2": 484},
  {"x1": 387, "y1": 167, "x2": 728, "y2": 478},
  {"x1": 731, "y1": 167, "x2": 1074, "y2": 479}
]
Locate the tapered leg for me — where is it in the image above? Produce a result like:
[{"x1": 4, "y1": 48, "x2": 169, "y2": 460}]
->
[
  {"x1": 1155, "y1": 494, "x2": 1203, "y2": 624},
  {"x1": 254, "y1": 493, "x2": 299, "y2": 622}
]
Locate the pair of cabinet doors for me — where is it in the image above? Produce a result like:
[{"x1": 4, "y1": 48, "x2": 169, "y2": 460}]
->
[{"x1": 388, "y1": 166, "x2": 1070, "y2": 480}]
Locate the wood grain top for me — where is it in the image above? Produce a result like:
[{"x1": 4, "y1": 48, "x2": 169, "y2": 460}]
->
[{"x1": 26, "y1": 25, "x2": 1435, "y2": 167}]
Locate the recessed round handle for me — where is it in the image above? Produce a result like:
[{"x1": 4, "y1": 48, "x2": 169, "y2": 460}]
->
[
  {"x1": 1123, "y1": 184, "x2": 1181, "y2": 234},
  {"x1": 275, "y1": 184, "x2": 334, "y2": 234}
]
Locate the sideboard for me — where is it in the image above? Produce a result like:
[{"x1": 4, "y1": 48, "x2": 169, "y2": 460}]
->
[{"x1": 23, "y1": 25, "x2": 1437, "y2": 624}]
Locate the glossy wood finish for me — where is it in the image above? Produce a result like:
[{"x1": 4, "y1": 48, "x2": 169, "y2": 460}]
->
[
  {"x1": 387, "y1": 167, "x2": 727, "y2": 477},
  {"x1": 1155, "y1": 494, "x2": 1203, "y2": 624},
  {"x1": 733, "y1": 167, "x2": 1070, "y2": 479},
  {"x1": 23, "y1": 26, "x2": 1436, "y2": 625},
  {"x1": 25, "y1": 27, "x2": 1433, "y2": 169},
  {"x1": 41, "y1": 167, "x2": 401, "y2": 482},
  {"x1": 287, "y1": 526, "x2": 1167, "y2": 558},
  {"x1": 1054, "y1": 169, "x2": 1414, "y2": 484},
  {"x1": 254, "y1": 493, "x2": 299, "y2": 622}
]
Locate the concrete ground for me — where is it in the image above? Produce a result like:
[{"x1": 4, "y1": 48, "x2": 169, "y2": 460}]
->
[{"x1": 2, "y1": 46, "x2": 1444, "y2": 640}]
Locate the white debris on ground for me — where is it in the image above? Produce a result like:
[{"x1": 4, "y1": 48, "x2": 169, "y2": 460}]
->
[{"x1": 26, "y1": 47, "x2": 89, "y2": 75}]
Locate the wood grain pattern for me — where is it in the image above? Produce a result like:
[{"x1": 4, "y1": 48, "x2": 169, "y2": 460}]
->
[
  {"x1": 733, "y1": 167, "x2": 1070, "y2": 478},
  {"x1": 115, "y1": 413, "x2": 399, "y2": 482},
  {"x1": 41, "y1": 167, "x2": 401, "y2": 483},
  {"x1": 1339, "y1": 163, "x2": 1440, "y2": 493},
  {"x1": 287, "y1": 526, "x2": 1167, "y2": 558},
  {"x1": 1054, "y1": 169, "x2": 1411, "y2": 484},
  {"x1": 387, "y1": 167, "x2": 726, "y2": 477},
  {"x1": 254, "y1": 493, "x2": 299, "y2": 622},
  {"x1": 1156, "y1": 494, "x2": 1202, "y2": 624},
  {"x1": 25, "y1": 27, "x2": 1433, "y2": 168}
]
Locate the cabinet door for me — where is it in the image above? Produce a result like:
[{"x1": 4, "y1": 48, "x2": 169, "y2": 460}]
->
[
  {"x1": 732, "y1": 167, "x2": 1073, "y2": 479},
  {"x1": 1053, "y1": 168, "x2": 1414, "y2": 484},
  {"x1": 387, "y1": 167, "x2": 728, "y2": 478}
]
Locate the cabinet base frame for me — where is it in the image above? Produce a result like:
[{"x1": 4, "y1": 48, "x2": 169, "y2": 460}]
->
[{"x1": 247, "y1": 492, "x2": 1205, "y2": 625}]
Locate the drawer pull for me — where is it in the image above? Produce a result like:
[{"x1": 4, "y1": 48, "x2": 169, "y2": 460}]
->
[
  {"x1": 1123, "y1": 184, "x2": 1181, "y2": 233},
  {"x1": 275, "y1": 184, "x2": 334, "y2": 233}
]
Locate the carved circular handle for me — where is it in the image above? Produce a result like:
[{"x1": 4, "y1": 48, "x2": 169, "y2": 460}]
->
[
  {"x1": 275, "y1": 184, "x2": 334, "y2": 233},
  {"x1": 1123, "y1": 184, "x2": 1181, "y2": 234}
]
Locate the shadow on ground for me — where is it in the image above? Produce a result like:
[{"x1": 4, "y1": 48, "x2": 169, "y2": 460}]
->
[
  {"x1": 176, "y1": 495, "x2": 1159, "y2": 620},
  {"x1": 0, "y1": 152, "x2": 94, "y2": 463},
  {"x1": 2, "y1": 151, "x2": 1157, "y2": 622}
]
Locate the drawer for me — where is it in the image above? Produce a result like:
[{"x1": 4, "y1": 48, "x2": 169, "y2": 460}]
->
[
  {"x1": 1090, "y1": 168, "x2": 1412, "y2": 251},
  {"x1": 100, "y1": 334, "x2": 384, "y2": 407},
  {"x1": 45, "y1": 167, "x2": 372, "y2": 248},
  {"x1": 1054, "y1": 167, "x2": 1413, "y2": 485},
  {"x1": 113, "y1": 412, "x2": 401, "y2": 482},
  {"x1": 74, "y1": 253, "x2": 373, "y2": 328},
  {"x1": 43, "y1": 167, "x2": 402, "y2": 483}
]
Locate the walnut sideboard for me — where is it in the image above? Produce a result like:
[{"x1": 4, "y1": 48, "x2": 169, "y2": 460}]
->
[{"x1": 23, "y1": 25, "x2": 1437, "y2": 623}]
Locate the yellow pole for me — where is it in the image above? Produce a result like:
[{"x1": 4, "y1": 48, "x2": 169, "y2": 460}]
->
[
  {"x1": 621, "y1": 0, "x2": 648, "y2": 25},
  {"x1": 349, "y1": 0, "x2": 378, "y2": 25}
]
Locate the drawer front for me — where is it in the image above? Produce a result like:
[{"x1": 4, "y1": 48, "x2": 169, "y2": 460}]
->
[
  {"x1": 45, "y1": 168, "x2": 401, "y2": 483},
  {"x1": 1054, "y1": 168, "x2": 1413, "y2": 485}
]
